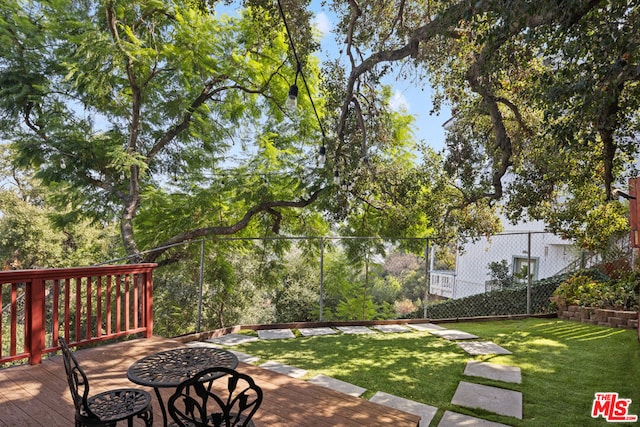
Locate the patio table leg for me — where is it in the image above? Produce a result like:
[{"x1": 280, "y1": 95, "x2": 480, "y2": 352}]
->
[{"x1": 153, "y1": 387, "x2": 169, "y2": 427}]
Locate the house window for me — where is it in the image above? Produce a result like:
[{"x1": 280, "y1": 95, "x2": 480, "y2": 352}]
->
[{"x1": 512, "y1": 256, "x2": 538, "y2": 282}]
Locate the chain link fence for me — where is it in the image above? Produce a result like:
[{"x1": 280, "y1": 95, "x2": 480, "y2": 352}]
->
[{"x1": 130, "y1": 232, "x2": 633, "y2": 337}]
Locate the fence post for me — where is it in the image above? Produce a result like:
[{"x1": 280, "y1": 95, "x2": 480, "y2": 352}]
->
[
  {"x1": 27, "y1": 278, "x2": 45, "y2": 365},
  {"x1": 527, "y1": 232, "x2": 532, "y2": 315},
  {"x1": 424, "y1": 238, "x2": 430, "y2": 319},
  {"x1": 197, "y1": 239, "x2": 205, "y2": 333},
  {"x1": 363, "y1": 253, "x2": 369, "y2": 321},
  {"x1": 319, "y1": 237, "x2": 324, "y2": 321}
]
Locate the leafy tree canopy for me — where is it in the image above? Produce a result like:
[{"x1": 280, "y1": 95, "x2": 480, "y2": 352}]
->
[
  {"x1": 5, "y1": 0, "x2": 632, "y2": 265},
  {"x1": 324, "y1": 0, "x2": 639, "y2": 250},
  {"x1": 0, "y1": 0, "x2": 333, "y2": 263},
  {"x1": 0, "y1": 0, "x2": 462, "y2": 266}
]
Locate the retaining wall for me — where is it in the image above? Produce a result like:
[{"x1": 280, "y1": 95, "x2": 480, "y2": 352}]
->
[{"x1": 557, "y1": 305, "x2": 639, "y2": 330}]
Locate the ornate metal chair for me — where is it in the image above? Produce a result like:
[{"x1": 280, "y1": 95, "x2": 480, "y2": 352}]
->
[
  {"x1": 167, "y1": 366, "x2": 263, "y2": 427},
  {"x1": 58, "y1": 337, "x2": 153, "y2": 427}
]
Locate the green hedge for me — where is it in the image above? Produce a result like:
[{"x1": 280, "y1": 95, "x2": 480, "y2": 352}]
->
[{"x1": 423, "y1": 275, "x2": 567, "y2": 319}]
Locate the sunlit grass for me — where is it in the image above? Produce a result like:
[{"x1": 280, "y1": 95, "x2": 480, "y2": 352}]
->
[{"x1": 230, "y1": 319, "x2": 640, "y2": 426}]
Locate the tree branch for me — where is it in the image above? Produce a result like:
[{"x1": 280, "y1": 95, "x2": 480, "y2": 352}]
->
[
  {"x1": 142, "y1": 187, "x2": 326, "y2": 262},
  {"x1": 147, "y1": 62, "x2": 286, "y2": 162}
]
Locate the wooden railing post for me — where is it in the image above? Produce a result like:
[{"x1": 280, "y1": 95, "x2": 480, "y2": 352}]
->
[
  {"x1": 144, "y1": 268, "x2": 154, "y2": 338},
  {"x1": 27, "y1": 278, "x2": 45, "y2": 365}
]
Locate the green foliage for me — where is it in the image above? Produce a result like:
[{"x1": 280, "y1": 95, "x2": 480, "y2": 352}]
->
[
  {"x1": 425, "y1": 266, "x2": 637, "y2": 320},
  {"x1": 374, "y1": 300, "x2": 396, "y2": 320},
  {"x1": 370, "y1": 275, "x2": 401, "y2": 304},
  {"x1": 152, "y1": 240, "x2": 275, "y2": 335},
  {"x1": 0, "y1": 0, "x2": 329, "y2": 260},
  {"x1": 0, "y1": 191, "x2": 65, "y2": 268},
  {"x1": 272, "y1": 251, "x2": 319, "y2": 323},
  {"x1": 153, "y1": 263, "x2": 201, "y2": 336},
  {"x1": 0, "y1": 152, "x2": 119, "y2": 269},
  {"x1": 336, "y1": 293, "x2": 377, "y2": 321},
  {"x1": 553, "y1": 271, "x2": 639, "y2": 311},
  {"x1": 486, "y1": 259, "x2": 516, "y2": 289},
  {"x1": 318, "y1": 242, "x2": 428, "y2": 321}
]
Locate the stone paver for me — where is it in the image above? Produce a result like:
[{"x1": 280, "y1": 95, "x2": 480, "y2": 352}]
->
[
  {"x1": 229, "y1": 350, "x2": 260, "y2": 364},
  {"x1": 407, "y1": 323, "x2": 446, "y2": 331},
  {"x1": 185, "y1": 340, "x2": 220, "y2": 348},
  {"x1": 205, "y1": 333, "x2": 259, "y2": 346},
  {"x1": 336, "y1": 325, "x2": 376, "y2": 334},
  {"x1": 429, "y1": 329, "x2": 479, "y2": 340},
  {"x1": 259, "y1": 361, "x2": 307, "y2": 378},
  {"x1": 464, "y1": 360, "x2": 521, "y2": 383},
  {"x1": 308, "y1": 374, "x2": 367, "y2": 397},
  {"x1": 369, "y1": 391, "x2": 437, "y2": 427},
  {"x1": 257, "y1": 329, "x2": 295, "y2": 340},
  {"x1": 371, "y1": 324, "x2": 412, "y2": 333},
  {"x1": 456, "y1": 341, "x2": 512, "y2": 355},
  {"x1": 298, "y1": 327, "x2": 338, "y2": 337},
  {"x1": 438, "y1": 411, "x2": 513, "y2": 427},
  {"x1": 451, "y1": 381, "x2": 522, "y2": 419}
]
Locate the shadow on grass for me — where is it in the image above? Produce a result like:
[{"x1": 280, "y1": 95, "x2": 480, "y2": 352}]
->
[
  {"x1": 228, "y1": 319, "x2": 639, "y2": 427},
  {"x1": 235, "y1": 331, "x2": 468, "y2": 407}
]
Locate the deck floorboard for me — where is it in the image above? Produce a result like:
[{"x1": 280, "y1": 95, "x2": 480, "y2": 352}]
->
[{"x1": 1, "y1": 336, "x2": 420, "y2": 426}]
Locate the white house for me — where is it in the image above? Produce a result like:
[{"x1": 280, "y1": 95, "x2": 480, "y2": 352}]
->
[{"x1": 429, "y1": 218, "x2": 582, "y2": 299}]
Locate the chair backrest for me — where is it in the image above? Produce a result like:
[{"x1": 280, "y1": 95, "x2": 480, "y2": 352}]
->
[
  {"x1": 58, "y1": 337, "x2": 99, "y2": 421},
  {"x1": 168, "y1": 366, "x2": 263, "y2": 427}
]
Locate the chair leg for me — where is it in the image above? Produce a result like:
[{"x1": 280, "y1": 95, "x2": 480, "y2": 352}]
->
[{"x1": 138, "y1": 407, "x2": 153, "y2": 427}]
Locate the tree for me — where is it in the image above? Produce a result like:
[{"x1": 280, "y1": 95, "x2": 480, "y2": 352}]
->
[
  {"x1": 323, "y1": 0, "x2": 640, "y2": 248},
  {"x1": 486, "y1": 259, "x2": 515, "y2": 290},
  {"x1": 0, "y1": 0, "x2": 327, "y2": 264},
  {"x1": 0, "y1": 146, "x2": 119, "y2": 268},
  {"x1": 272, "y1": 249, "x2": 319, "y2": 323}
]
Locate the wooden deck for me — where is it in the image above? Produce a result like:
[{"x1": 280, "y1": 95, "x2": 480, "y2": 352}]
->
[{"x1": 0, "y1": 336, "x2": 421, "y2": 426}]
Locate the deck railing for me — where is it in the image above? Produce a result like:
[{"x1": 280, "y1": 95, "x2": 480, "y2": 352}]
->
[{"x1": 0, "y1": 264, "x2": 157, "y2": 365}]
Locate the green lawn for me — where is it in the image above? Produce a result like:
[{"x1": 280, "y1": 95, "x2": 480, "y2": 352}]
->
[{"x1": 229, "y1": 318, "x2": 640, "y2": 426}]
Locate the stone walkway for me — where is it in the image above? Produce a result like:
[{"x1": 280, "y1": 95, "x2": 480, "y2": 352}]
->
[{"x1": 202, "y1": 322, "x2": 523, "y2": 426}]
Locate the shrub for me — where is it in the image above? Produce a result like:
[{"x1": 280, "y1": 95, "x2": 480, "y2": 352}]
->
[
  {"x1": 486, "y1": 259, "x2": 517, "y2": 289},
  {"x1": 553, "y1": 274, "x2": 603, "y2": 306},
  {"x1": 553, "y1": 271, "x2": 639, "y2": 311}
]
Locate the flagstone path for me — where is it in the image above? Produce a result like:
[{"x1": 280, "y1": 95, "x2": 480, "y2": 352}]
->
[
  {"x1": 298, "y1": 326, "x2": 338, "y2": 336},
  {"x1": 201, "y1": 322, "x2": 523, "y2": 426},
  {"x1": 369, "y1": 391, "x2": 438, "y2": 427},
  {"x1": 308, "y1": 374, "x2": 367, "y2": 397}
]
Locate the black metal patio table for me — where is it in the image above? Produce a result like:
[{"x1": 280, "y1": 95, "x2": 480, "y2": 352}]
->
[{"x1": 127, "y1": 346, "x2": 239, "y2": 427}]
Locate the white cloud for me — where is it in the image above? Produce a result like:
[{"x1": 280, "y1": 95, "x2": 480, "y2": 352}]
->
[
  {"x1": 313, "y1": 12, "x2": 332, "y2": 37},
  {"x1": 389, "y1": 91, "x2": 410, "y2": 112}
]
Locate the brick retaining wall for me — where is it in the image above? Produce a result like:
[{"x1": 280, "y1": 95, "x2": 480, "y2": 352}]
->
[{"x1": 557, "y1": 305, "x2": 639, "y2": 330}]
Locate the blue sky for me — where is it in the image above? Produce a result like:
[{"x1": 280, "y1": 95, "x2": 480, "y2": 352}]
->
[{"x1": 309, "y1": 2, "x2": 450, "y2": 152}]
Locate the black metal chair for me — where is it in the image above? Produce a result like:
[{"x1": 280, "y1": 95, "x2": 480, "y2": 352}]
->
[
  {"x1": 167, "y1": 366, "x2": 263, "y2": 427},
  {"x1": 58, "y1": 337, "x2": 153, "y2": 427}
]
